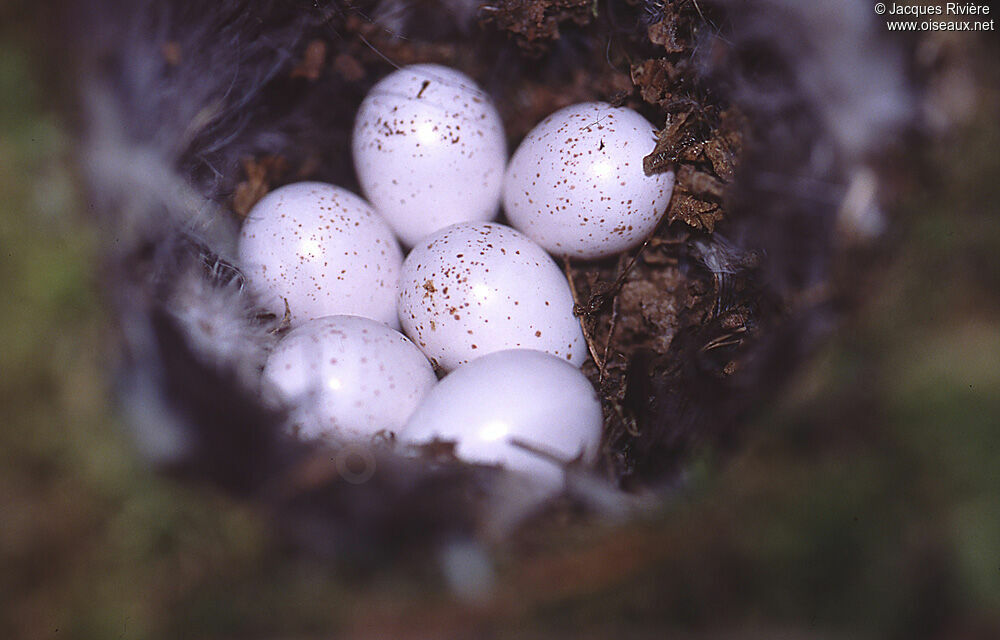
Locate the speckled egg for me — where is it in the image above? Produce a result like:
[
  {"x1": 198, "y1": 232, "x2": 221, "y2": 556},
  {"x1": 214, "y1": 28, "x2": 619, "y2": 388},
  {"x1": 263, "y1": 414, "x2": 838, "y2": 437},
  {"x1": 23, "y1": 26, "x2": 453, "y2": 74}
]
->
[
  {"x1": 238, "y1": 182, "x2": 403, "y2": 328},
  {"x1": 398, "y1": 222, "x2": 586, "y2": 371},
  {"x1": 503, "y1": 102, "x2": 675, "y2": 260},
  {"x1": 400, "y1": 349, "x2": 603, "y2": 488},
  {"x1": 352, "y1": 64, "x2": 507, "y2": 247},
  {"x1": 263, "y1": 315, "x2": 437, "y2": 441}
]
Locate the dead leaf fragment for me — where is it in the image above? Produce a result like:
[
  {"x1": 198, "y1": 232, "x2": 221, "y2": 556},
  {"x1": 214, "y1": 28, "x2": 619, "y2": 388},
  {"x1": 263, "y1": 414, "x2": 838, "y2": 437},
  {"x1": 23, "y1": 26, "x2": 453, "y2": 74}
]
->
[
  {"x1": 631, "y1": 59, "x2": 681, "y2": 107},
  {"x1": 290, "y1": 39, "x2": 327, "y2": 81},
  {"x1": 481, "y1": 0, "x2": 594, "y2": 52},
  {"x1": 666, "y1": 194, "x2": 723, "y2": 233},
  {"x1": 332, "y1": 53, "x2": 364, "y2": 82},
  {"x1": 232, "y1": 155, "x2": 288, "y2": 217},
  {"x1": 648, "y1": 19, "x2": 686, "y2": 53}
]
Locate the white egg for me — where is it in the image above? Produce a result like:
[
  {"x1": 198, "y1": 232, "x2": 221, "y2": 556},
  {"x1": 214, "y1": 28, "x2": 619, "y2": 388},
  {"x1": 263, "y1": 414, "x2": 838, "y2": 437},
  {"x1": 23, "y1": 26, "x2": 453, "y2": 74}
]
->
[
  {"x1": 400, "y1": 349, "x2": 603, "y2": 487},
  {"x1": 398, "y1": 222, "x2": 586, "y2": 371},
  {"x1": 503, "y1": 101, "x2": 676, "y2": 260},
  {"x1": 352, "y1": 63, "x2": 507, "y2": 247},
  {"x1": 263, "y1": 315, "x2": 437, "y2": 441},
  {"x1": 238, "y1": 182, "x2": 403, "y2": 328}
]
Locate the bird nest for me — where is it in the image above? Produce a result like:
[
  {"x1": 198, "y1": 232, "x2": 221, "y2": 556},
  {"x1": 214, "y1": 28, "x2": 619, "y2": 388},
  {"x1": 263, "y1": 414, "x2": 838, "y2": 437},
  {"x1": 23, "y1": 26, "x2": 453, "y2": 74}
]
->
[{"x1": 66, "y1": 0, "x2": 917, "y2": 561}]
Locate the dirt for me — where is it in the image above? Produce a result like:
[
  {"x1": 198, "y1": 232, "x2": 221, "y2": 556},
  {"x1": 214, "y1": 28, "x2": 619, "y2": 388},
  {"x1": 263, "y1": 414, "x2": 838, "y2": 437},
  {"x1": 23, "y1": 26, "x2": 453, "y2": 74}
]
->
[{"x1": 480, "y1": 0, "x2": 595, "y2": 51}]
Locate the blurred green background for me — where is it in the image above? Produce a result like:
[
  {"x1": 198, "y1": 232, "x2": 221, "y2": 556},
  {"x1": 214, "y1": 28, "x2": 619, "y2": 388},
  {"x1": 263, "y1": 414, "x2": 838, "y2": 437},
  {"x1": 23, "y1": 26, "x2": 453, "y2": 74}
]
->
[{"x1": 2, "y1": 9, "x2": 998, "y2": 640}]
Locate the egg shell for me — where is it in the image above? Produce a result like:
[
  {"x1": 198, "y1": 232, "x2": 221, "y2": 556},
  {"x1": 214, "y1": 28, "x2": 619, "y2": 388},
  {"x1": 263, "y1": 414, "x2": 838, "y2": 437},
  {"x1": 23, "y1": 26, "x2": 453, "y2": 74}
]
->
[
  {"x1": 352, "y1": 63, "x2": 507, "y2": 247},
  {"x1": 398, "y1": 222, "x2": 586, "y2": 371},
  {"x1": 238, "y1": 182, "x2": 403, "y2": 328},
  {"x1": 400, "y1": 349, "x2": 603, "y2": 487},
  {"x1": 263, "y1": 315, "x2": 437, "y2": 441},
  {"x1": 503, "y1": 101, "x2": 675, "y2": 260}
]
